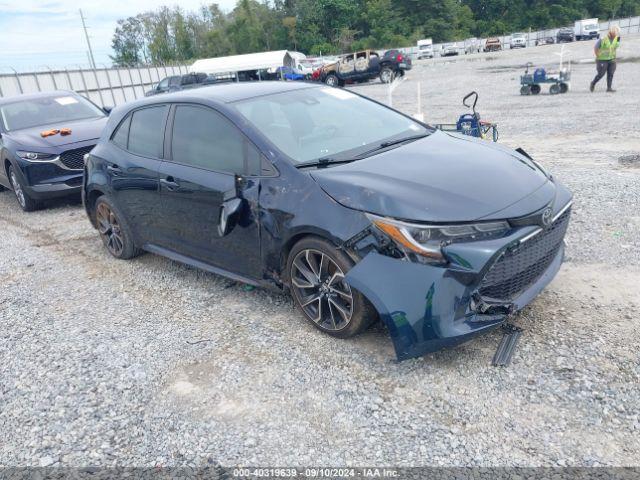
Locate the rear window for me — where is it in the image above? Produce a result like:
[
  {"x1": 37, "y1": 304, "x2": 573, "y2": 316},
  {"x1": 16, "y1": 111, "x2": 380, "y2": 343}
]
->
[
  {"x1": 111, "y1": 115, "x2": 131, "y2": 149},
  {"x1": 127, "y1": 106, "x2": 168, "y2": 158}
]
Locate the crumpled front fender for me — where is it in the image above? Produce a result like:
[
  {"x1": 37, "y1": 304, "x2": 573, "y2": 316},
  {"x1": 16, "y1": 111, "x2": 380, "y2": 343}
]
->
[{"x1": 344, "y1": 226, "x2": 564, "y2": 361}]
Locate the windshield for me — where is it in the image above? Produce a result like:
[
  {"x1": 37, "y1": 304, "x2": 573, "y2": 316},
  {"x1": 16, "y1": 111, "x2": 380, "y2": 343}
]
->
[
  {"x1": 233, "y1": 87, "x2": 429, "y2": 164},
  {"x1": 0, "y1": 94, "x2": 104, "y2": 132}
]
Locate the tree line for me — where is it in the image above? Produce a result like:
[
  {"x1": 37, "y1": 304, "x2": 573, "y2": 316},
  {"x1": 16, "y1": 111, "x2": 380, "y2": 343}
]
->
[{"x1": 111, "y1": 0, "x2": 640, "y2": 66}]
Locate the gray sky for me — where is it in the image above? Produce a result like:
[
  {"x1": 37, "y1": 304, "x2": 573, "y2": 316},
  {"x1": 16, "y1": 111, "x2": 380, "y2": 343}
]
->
[{"x1": 0, "y1": 0, "x2": 238, "y2": 72}]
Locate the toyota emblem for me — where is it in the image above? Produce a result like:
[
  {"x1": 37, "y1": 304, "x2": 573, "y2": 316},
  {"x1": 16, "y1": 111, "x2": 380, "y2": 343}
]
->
[{"x1": 541, "y1": 207, "x2": 553, "y2": 227}]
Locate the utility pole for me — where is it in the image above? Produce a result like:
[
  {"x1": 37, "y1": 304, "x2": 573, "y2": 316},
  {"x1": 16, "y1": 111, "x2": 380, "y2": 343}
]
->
[{"x1": 79, "y1": 9, "x2": 96, "y2": 70}]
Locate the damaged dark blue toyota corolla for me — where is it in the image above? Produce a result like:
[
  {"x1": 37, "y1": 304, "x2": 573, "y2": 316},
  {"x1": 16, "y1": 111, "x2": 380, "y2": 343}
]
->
[{"x1": 83, "y1": 82, "x2": 571, "y2": 361}]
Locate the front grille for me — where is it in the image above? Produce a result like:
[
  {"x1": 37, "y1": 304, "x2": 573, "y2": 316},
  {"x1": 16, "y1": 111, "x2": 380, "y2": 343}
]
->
[
  {"x1": 60, "y1": 145, "x2": 94, "y2": 170},
  {"x1": 478, "y1": 208, "x2": 571, "y2": 301}
]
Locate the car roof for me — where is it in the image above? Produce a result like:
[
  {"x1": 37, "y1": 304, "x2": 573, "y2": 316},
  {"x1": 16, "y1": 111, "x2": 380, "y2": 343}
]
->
[
  {"x1": 136, "y1": 81, "x2": 321, "y2": 107},
  {"x1": 0, "y1": 90, "x2": 79, "y2": 106}
]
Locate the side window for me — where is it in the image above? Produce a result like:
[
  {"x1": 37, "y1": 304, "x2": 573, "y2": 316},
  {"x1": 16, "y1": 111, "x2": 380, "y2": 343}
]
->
[
  {"x1": 169, "y1": 76, "x2": 181, "y2": 88},
  {"x1": 157, "y1": 78, "x2": 169, "y2": 90},
  {"x1": 111, "y1": 114, "x2": 131, "y2": 149},
  {"x1": 127, "y1": 105, "x2": 168, "y2": 158},
  {"x1": 171, "y1": 105, "x2": 245, "y2": 174}
]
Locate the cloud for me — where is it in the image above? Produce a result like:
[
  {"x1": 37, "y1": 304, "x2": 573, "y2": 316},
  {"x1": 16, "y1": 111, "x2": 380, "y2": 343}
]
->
[{"x1": 0, "y1": 0, "x2": 238, "y2": 71}]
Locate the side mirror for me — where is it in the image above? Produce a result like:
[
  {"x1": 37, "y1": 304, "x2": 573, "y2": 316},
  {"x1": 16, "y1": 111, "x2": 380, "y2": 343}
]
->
[
  {"x1": 103, "y1": 106, "x2": 113, "y2": 115},
  {"x1": 218, "y1": 198, "x2": 243, "y2": 237}
]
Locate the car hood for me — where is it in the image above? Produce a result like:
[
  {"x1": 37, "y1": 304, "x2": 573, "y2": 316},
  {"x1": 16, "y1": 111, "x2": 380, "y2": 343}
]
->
[
  {"x1": 310, "y1": 130, "x2": 555, "y2": 223},
  {"x1": 7, "y1": 116, "x2": 107, "y2": 150}
]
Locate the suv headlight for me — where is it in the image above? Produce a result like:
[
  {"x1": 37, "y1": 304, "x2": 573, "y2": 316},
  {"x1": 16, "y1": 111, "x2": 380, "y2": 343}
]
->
[
  {"x1": 368, "y1": 214, "x2": 510, "y2": 264},
  {"x1": 16, "y1": 151, "x2": 59, "y2": 162}
]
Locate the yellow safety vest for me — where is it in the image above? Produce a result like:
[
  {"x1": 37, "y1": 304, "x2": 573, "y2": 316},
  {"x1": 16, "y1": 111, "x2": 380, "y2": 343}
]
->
[{"x1": 597, "y1": 36, "x2": 619, "y2": 61}]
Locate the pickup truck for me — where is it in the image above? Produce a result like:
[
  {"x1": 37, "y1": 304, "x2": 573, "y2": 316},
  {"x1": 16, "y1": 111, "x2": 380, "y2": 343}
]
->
[
  {"x1": 145, "y1": 72, "x2": 214, "y2": 96},
  {"x1": 319, "y1": 49, "x2": 411, "y2": 87},
  {"x1": 484, "y1": 37, "x2": 502, "y2": 52}
]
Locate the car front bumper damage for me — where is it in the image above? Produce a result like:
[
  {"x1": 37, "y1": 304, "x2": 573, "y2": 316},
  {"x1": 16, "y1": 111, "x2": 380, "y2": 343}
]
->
[{"x1": 344, "y1": 208, "x2": 570, "y2": 361}]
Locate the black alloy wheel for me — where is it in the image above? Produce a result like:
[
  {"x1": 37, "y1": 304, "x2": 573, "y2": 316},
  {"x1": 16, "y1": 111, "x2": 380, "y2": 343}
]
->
[
  {"x1": 290, "y1": 248, "x2": 354, "y2": 331},
  {"x1": 287, "y1": 237, "x2": 376, "y2": 338},
  {"x1": 94, "y1": 196, "x2": 139, "y2": 260},
  {"x1": 96, "y1": 202, "x2": 125, "y2": 257}
]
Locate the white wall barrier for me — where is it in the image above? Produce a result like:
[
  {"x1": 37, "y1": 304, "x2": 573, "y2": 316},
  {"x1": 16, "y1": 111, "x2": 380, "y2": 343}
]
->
[{"x1": 0, "y1": 64, "x2": 190, "y2": 107}]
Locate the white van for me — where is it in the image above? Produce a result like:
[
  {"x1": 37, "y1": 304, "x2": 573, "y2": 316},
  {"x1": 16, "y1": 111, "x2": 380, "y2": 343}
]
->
[
  {"x1": 417, "y1": 39, "x2": 433, "y2": 59},
  {"x1": 574, "y1": 19, "x2": 600, "y2": 40}
]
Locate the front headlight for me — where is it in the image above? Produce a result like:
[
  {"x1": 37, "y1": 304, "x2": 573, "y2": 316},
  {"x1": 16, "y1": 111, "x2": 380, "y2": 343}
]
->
[
  {"x1": 16, "y1": 151, "x2": 59, "y2": 162},
  {"x1": 367, "y1": 214, "x2": 510, "y2": 264}
]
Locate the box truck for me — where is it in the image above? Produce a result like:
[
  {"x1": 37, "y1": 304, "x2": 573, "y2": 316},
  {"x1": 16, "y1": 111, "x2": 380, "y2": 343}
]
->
[
  {"x1": 417, "y1": 39, "x2": 433, "y2": 59},
  {"x1": 575, "y1": 19, "x2": 600, "y2": 40}
]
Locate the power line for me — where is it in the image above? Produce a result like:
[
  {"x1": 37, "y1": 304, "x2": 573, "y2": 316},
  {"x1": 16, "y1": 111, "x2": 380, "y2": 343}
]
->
[{"x1": 79, "y1": 8, "x2": 97, "y2": 70}]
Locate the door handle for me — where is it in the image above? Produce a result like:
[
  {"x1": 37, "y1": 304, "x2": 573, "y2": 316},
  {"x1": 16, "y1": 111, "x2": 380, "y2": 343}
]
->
[
  {"x1": 160, "y1": 177, "x2": 180, "y2": 191},
  {"x1": 106, "y1": 164, "x2": 122, "y2": 175}
]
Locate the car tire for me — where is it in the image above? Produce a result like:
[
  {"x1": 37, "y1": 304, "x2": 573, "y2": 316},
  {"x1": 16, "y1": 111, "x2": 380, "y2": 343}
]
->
[
  {"x1": 94, "y1": 195, "x2": 140, "y2": 260},
  {"x1": 324, "y1": 74, "x2": 339, "y2": 87},
  {"x1": 287, "y1": 236, "x2": 376, "y2": 339},
  {"x1": 380, "y1": 67, "x2": 394, "y2": 84},
  {"x1": 8, "y1": 165, "x2": 40, "y2": 212}
]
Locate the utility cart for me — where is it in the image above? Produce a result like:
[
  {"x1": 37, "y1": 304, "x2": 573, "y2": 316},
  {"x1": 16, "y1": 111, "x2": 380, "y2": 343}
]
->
[
  {"x1": 520, "y1": 62, "x2": 571, "y2": 95},
  {"x1": 435, "y1": 91, "x2": 499, "y2": 142}
]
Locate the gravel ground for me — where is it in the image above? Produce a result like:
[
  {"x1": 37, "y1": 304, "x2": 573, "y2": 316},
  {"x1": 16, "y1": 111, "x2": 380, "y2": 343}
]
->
[{"x1": 1, "y1": 36, "x2": 639, "y2": 469}]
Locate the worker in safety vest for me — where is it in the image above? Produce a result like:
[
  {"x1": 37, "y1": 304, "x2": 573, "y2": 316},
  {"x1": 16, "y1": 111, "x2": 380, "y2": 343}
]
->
[{"x1": 590, "y1": 25, "x2": 621, "y2": 92}]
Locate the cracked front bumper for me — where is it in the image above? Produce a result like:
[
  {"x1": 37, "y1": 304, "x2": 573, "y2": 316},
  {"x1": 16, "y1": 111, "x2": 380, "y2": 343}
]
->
[{"x1": 345, "y1": 220, "x2": 568, "y2": 361}]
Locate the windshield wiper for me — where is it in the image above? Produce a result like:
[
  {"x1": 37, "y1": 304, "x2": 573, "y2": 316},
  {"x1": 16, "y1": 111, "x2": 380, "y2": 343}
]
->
[
  {"x1": 354, "y1": 133, "x2": 430, "y2": 159},
  {"x1": 295, "y1": 157, "x2": 357, "y2": 169}
]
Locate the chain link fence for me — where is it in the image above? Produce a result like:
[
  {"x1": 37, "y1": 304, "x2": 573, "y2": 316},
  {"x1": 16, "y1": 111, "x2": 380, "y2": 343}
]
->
[{"x1": 0, "y1": 64, "x2": 190, "y2": 107}]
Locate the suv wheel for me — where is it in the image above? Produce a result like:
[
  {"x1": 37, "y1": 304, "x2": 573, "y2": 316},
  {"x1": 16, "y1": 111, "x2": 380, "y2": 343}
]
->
[
  {"x1": 324, "y1": 74, "x2": 339, "y2": 87},
  {"x1": 94, "y1": 196, "x2": 140, "y2": 260},
  {"x1": 287, "y1": 237, "x2": 376, "y2": 339},
  {"x1": 8, "y1": 165, "x2": 40, "y2": 212},
  {"x1": 380, "y1": 67, "x2": 394, "y2": 84}
]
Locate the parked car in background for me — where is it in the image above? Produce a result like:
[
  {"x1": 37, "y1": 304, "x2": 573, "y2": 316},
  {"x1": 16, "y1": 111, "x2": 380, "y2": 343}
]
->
[
  {"x1": 295, "y1": 60, "x2": 319, "y2": 76},
  {"x1": 574, "y1": 18, "x2": 600, "y2": 40},
  {"x1": 319, "y1": 49, "x2": 410, "y2": 87},
  {"x1": 484, "y1": 37, "x2": 502, "y2": 52},
  {"x1": 83, "y1": 82, "x2": 572, "y2": 361},
  {"x1": 442, "y1": 43, "x2": 460, "y2": 56},
  {"x1": 0, "y1": 91, "x2": 108, "y2": 211},
  {"x1": 417, "y1": 38, "x2": 434, "y2": 59},
  {"x1": 145, "y1": 72, "x2": 212, "y2": 96},
  {"x1": 510, "y1": 32, "x2": 527, "y2": 48},
  {"x1": 535, "y1": 36, "x2": 555, "y2": 46},
  {"x1": 556, "y1": 27, "x2": 575, "y2": 43},
  {"x1": 381, "y1": 49, "x2": 412, "y2": 77},
  {"x1": 277, "y1": 65, "x2": 306, "y2": 81},
  {"x1": 464, "y1": 38, "x2": 482, "y2": 54}
]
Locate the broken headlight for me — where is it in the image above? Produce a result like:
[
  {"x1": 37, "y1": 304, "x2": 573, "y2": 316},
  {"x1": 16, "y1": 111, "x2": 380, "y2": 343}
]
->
[{"x1": 367, "y1": 213, "x2": 510, "y2": 264}]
